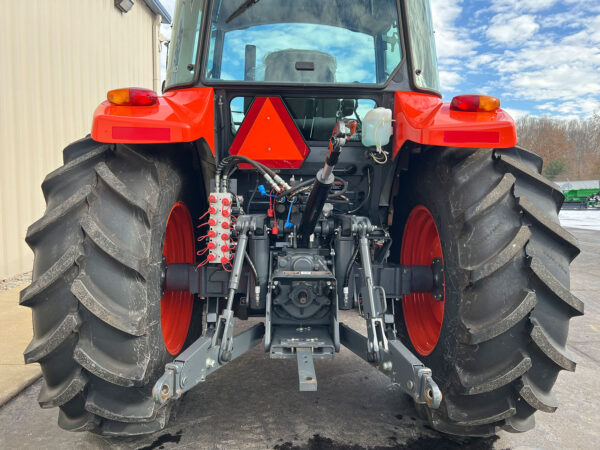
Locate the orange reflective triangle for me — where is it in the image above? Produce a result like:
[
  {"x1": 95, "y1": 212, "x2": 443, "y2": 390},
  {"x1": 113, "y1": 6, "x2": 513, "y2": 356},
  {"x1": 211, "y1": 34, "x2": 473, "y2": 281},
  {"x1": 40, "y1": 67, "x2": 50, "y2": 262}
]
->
[{"x1": 229, "y1": 97, "x2": 309, "y2": 168}]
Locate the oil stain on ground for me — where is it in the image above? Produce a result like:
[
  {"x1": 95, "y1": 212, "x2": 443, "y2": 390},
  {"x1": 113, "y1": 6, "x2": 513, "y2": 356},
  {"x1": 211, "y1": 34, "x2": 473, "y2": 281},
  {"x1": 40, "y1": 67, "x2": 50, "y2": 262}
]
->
[
  {"x1": 136, "y1": 429, "x2": 183, "y2": 450},
  {"x1": 273, "y1": 433, "x2": 500, "y2": 450}
]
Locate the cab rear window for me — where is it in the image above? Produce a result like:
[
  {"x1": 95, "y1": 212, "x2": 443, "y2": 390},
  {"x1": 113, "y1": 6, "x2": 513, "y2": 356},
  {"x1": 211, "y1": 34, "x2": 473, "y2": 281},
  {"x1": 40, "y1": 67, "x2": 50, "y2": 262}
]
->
[{"x1": 231, "y1": 97, "x2": 376, "y2": 141}]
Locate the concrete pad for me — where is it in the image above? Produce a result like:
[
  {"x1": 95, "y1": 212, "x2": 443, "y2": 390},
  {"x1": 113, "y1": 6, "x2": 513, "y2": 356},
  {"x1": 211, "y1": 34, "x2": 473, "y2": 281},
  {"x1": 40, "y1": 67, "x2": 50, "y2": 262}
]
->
[{"x1": 0, "y1": 284, "x2": 41, "y2": 407}]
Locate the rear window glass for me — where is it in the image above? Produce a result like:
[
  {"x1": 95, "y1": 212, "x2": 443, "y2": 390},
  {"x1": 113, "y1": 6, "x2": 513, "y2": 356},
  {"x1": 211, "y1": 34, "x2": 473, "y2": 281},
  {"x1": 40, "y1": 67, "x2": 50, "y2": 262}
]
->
[
  {"x1": 205, "y1": 0, "x2": 402, "y2": 85},
  {"x1": 231, "y1": 97, "x2": 377, "y2": 141}
]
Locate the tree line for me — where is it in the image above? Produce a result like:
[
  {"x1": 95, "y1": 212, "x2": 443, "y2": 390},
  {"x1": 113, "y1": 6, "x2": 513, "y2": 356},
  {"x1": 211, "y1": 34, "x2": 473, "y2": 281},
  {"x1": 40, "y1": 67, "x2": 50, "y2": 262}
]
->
[{"x1": 515, "y1": 114, "x2": 600, "y2": 181}]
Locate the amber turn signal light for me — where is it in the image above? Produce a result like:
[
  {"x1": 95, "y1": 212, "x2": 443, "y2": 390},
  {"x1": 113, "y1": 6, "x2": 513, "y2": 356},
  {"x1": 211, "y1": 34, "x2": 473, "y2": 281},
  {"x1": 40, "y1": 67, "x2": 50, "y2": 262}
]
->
[
  {"x1": 107, "y1": 88, "x2": 158, "y2": 106},
  {"x1": 450, "y1": 95, "x2": 500, "y2": 112}
]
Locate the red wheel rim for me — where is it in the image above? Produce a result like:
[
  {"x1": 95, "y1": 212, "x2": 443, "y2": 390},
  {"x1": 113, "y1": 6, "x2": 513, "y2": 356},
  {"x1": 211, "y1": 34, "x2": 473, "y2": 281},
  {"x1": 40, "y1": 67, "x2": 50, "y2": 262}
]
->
[
  {"x1": 401, "y1": 205, "x2": 445, "y2": 356},
  {"x1": 161, "y1": 202, "x2": 195, "y2": 355}
]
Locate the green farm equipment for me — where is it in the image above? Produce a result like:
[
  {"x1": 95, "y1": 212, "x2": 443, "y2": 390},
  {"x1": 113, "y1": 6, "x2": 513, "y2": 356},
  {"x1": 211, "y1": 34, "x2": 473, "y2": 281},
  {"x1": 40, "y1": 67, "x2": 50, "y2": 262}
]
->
[{"x1": 562, "y1": 188, "x2": 600, "y2": 209}]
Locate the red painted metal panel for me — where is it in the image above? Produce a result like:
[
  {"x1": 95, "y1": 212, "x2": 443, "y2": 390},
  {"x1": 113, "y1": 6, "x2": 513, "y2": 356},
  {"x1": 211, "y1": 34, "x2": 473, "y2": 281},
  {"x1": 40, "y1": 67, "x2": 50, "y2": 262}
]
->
[
  {"x1": 92, "y1": 88, "x2": 215, "y2": 153},
  {"x1": 393, "y1": 91, "x2": 517, "y2": 157}
]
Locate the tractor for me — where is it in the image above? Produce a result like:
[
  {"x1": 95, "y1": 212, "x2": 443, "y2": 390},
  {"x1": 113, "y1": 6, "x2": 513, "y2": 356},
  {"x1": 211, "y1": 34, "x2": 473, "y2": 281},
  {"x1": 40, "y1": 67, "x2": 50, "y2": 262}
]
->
[{"x1": 22, "y1": 0, "x2": 582, "y2": 438}]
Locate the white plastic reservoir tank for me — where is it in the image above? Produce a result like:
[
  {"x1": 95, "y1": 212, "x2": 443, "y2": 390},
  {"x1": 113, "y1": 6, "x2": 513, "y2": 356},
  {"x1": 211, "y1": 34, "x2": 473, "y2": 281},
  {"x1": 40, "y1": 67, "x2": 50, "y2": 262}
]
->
[{"x1": 361, "y1": 107, "x2": 393, "y2": 149}]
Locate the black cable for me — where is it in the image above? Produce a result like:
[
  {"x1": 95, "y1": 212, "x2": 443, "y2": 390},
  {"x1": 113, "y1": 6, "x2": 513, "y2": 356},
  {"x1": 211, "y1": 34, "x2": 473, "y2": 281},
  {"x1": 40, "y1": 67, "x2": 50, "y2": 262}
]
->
[
  {"x1": 218, "y1": 156, "x2": 265, "y2": 178},
  {"x1": 244, "y1": 250, "x2": 259, "y2": 281},
  {"x1": 222, "y1": 155, "x2": 278, "y2": 179},
  {"x1": 353, "y1": 99, "x2": 362, "y2": 125},
  {"x1": 348, "y1": 166, "x2": 372, "y2": 214},
  {"x1": 246, "y1": 173, "x2": 260, "y2": 213},
  {"x1": 344, "y1": 245, "x2": 359, "y2": 288}
]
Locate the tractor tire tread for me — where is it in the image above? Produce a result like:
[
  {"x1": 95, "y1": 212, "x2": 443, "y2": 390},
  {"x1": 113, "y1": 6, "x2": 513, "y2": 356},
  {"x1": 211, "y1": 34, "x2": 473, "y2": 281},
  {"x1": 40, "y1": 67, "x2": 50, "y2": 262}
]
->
[
  {"x1": 456, "y1": 352, "x2": 532, "y2": 395},
  {"x1": 518, "y1": 197, "x2": 579, "y2": 257},
  {"x1": 528, "y1": 257, "x2": 584, "y2": 315},
  {"x1": 516, "y1": 375, "x2": 559, "y2": 413},
  {"x1": 445, "y1": 396, "x2": 516, "y2": 426},
  {"x1": 94, "y1": 161, "x2": 152, "y2": 222},
  {"x1": 19, "y1": 244, "x2": 84, "y2": 306},
  {"x1": 80, "y1": 213, "x2": 148, "y2": 278},
  {"x1": 468, "y1": 226, "x2": 531, "y2": 283},
  {"x1": 495, "y1": 154, "x2": 563, "y2": 202},
  {"x1": 25, "y1": 185, "x2": 91, "y2": 245},
  {"x1": 464, "y1": 290, "x2": 536, "y2": 345},
  {"x1": 463, "y1": 172, "x2": 515, "y2": 222},
  {"x1": 530, "y1": 318, "x2": 576, "y2": 371},
  {"x1": 38, "y1": 368, "x2": 88, "y2": 408},
  {"x1": 70, "y1": 275, "x2": 146, "y2": 336},
  {"x1": 24, "y1": 312, "x2": 82, "y2": 363}
]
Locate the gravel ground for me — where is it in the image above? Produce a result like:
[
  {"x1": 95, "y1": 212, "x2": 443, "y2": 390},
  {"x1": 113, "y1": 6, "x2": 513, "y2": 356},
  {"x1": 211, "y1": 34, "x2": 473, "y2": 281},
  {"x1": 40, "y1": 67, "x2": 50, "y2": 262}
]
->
[{"x1": 0, "y1": 271, "x2": 31, "y2": 291}]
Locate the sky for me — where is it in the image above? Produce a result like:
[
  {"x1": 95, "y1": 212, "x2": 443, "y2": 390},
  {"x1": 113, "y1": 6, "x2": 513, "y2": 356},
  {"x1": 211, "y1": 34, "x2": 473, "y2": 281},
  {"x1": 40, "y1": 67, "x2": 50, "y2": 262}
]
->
[{"x1": 159, "y1": 0, "x2": 600, "y2": 120}]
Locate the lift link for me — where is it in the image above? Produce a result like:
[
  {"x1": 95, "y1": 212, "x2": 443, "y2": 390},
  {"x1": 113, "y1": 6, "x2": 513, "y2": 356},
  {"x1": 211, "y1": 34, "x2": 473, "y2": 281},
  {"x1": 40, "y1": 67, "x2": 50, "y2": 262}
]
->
[
  {"x1": 356, "y1": 221, "x2": 388, "y2": 363},
  {"x1": 213, "y1": 216, "x2": 255, "y2": 362}
]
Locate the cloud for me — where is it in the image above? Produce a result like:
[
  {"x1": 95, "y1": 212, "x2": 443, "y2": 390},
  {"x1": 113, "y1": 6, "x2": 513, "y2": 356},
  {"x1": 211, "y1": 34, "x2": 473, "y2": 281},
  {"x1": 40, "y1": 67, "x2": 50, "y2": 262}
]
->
[
  {"x1": 438, "y1": 70, "x2": 462, "y2": 91},
  {"x1": 452, "y1": 2, "x2": 600, "y2": 118},
  {"x1": 430, "y1": 0, "x2": 478, "y2": 60},
  {"x1": 486, "y1": 14, "x2": 539, "y2": 44},
  {"x1": 503, "y1": 108, "x2": 531, "y2": 119},
  {"x1": 489, "y1": 0, "x2": 558, "y2": 13},
  {"x1": 537, "y1": 99, "x2": 600, "y2": 117}
]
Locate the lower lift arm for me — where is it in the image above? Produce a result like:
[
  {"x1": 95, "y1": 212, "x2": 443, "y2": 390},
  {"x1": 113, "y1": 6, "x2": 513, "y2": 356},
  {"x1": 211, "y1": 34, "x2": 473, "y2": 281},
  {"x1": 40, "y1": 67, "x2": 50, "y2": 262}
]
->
[
  {"x1": 339, "y1": 217, "x2": 442, "y2": 409},
  {"x1": 339, "y1": 324, "x2": 442, "y2": 408},
  {"x1": 153, "y1": 216, "x2": 264, "y2": 406}
]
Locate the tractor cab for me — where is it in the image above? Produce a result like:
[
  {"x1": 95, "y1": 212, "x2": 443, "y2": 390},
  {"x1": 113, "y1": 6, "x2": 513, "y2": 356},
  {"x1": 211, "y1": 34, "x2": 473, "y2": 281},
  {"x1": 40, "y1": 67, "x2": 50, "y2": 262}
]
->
[
  {"x1": 161, "y1": 0, "x2": 447, "y2": 197},
  {"x1": 165, "y1": 0, "x2": 440, "y2": 91}
]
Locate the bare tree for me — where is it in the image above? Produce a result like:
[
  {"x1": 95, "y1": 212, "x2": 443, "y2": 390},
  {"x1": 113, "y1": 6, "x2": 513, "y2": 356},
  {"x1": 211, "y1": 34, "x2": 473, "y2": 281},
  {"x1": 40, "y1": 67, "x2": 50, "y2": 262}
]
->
[{"x1": 516, "y1": 114, "x2": 600, "y2": 181}]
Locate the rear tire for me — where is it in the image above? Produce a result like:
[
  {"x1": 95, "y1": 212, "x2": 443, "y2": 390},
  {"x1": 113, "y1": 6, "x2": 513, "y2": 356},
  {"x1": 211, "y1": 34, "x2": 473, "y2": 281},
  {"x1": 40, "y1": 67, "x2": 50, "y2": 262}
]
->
[
  {"x1": 392, "y1": 146, "x2": 582, "y2": 436},
  {"x1": 21, "y1": 137, "x2": 204, "y2": 435}
]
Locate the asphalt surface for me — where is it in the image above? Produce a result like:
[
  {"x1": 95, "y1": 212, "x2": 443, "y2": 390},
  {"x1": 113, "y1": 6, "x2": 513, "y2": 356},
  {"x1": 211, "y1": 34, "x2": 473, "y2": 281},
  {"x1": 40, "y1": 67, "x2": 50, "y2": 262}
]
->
[{"x1": 0, "y1": 226, "x2": 598, "y2": 450}]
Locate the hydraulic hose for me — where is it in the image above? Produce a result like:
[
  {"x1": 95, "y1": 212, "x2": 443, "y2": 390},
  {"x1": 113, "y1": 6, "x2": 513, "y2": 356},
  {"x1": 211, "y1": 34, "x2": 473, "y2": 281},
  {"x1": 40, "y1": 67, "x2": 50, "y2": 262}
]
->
[{"x1": 217, "y1": 155, "x2": 288, "y2": 193}]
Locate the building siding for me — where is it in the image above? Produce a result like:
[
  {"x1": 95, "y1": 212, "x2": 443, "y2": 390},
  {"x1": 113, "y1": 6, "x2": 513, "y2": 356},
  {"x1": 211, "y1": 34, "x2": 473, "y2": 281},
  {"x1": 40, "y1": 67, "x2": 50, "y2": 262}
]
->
[{"x1": 0, "y1": 0, "x2": 162, "y2": 278}]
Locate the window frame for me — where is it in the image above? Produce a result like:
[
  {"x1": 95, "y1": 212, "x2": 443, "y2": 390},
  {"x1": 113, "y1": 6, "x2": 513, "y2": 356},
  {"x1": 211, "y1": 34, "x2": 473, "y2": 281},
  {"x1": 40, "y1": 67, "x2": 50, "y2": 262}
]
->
[
  {"x1": 164, "y1": 0, "x2": 210, "y2": 92},
  {"x1": 198, "y1": 0, "x2": 408, "y2": 90}
]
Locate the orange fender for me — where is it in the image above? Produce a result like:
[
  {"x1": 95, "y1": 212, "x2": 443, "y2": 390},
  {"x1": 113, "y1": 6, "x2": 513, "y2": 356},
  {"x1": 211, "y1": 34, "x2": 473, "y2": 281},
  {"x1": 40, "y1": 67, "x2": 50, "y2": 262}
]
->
[
  {"x1": 92, "y1": 88, "x2": 215, "y2": 153},
  {"x1": 393, "y1": 91, "x2": 517, "y2": 158}
]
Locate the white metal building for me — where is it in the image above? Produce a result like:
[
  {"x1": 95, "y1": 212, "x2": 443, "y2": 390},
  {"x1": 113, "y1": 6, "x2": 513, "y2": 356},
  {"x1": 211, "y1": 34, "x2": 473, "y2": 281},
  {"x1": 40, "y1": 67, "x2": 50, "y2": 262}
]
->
[{"x1": 0, "y1": 0, "x2": 171, "y2": 279}]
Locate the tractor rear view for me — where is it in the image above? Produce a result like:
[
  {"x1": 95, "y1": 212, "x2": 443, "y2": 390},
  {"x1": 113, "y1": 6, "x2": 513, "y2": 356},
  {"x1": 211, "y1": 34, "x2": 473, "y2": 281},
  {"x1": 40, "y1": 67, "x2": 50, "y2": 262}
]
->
[{"x1": 22, "y1": 0, "x2": 582, "y2": 438}]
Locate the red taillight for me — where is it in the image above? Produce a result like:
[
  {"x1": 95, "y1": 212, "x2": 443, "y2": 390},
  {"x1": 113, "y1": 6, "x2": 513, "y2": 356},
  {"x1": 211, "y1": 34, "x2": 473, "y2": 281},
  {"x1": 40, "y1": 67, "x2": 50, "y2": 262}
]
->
[
  {"x1": 450, "y1": 95, "x2": 500, "y2": 112},
  {"x1": 107, "y1": 88, "x2": 158, "y2": 106}
]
